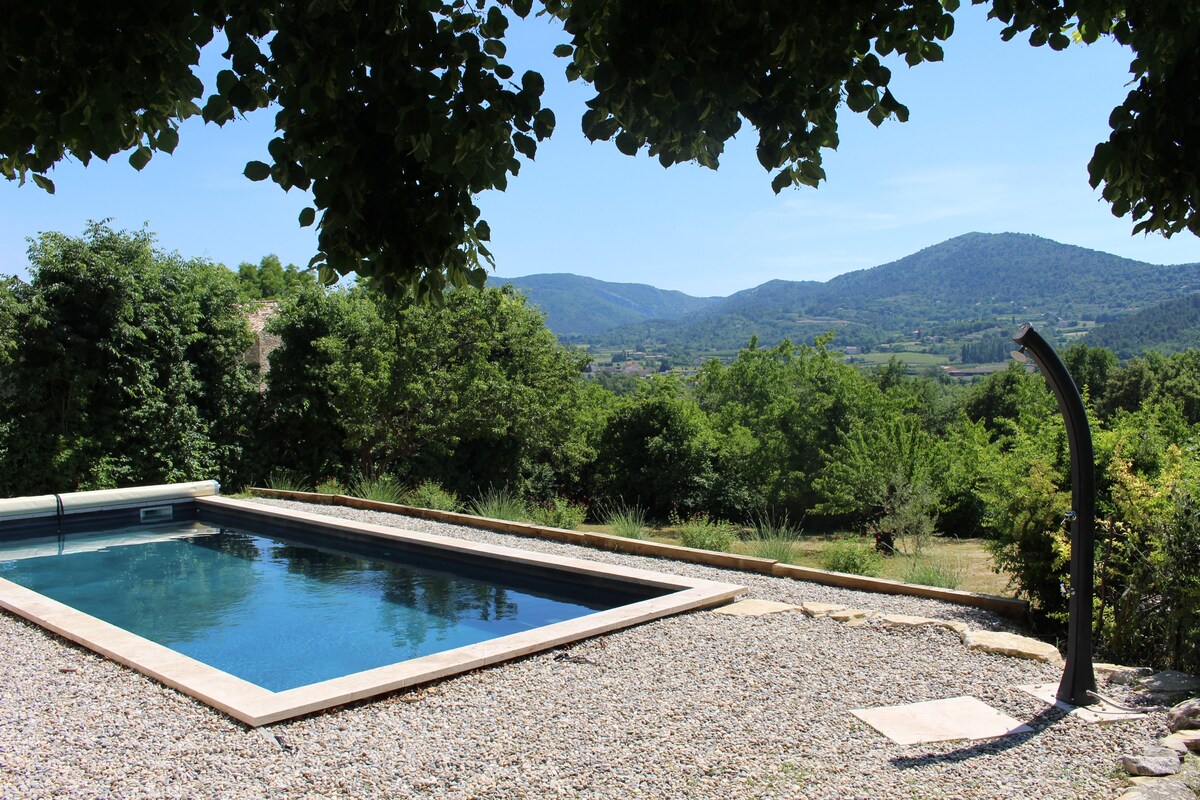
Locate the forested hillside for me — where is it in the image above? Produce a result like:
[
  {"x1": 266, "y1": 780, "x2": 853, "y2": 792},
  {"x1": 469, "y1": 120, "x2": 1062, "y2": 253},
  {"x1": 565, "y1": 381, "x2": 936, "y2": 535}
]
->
[
  {"x1": 487, "y1": 273, "x2": 720, "y2": 336},
  {"x1": 573, "y1": 233, "x2": 1200, "y2": 357},
  {"x1": 1087, "y1": 293, "x2": 1200, "y2": 358}
]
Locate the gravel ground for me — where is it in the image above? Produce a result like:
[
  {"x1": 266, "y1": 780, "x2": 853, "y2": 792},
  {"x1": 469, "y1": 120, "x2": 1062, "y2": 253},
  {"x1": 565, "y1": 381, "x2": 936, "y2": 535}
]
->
[{"x1": 0, "y1": 498, "x2": 1167, "y2": 799}]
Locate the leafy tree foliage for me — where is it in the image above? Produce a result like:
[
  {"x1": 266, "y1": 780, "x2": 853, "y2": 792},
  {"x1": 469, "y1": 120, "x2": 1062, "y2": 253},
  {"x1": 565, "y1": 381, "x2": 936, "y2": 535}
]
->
[
  {"x1": 815, "y1": 416, "x2": 942, "y2": 552},
  {"x1": 0, "y1": 224, "x2": 257, "y2": 494},
  {"x1": 236, "y1": 254, "x2": 314, "y2": 300},
  {"x1": 591, "y1": 380, "x2": 717, "y2": 519},
  {"x1": 1062, "y1": 341, "x2": 1118, "y2": 403},
  {"x1": 4, "y1": 5, "x2": 1195, "y2": 294},
  {"x1": 262, "y1": 283, "x2": 591, "y2": 497},
  {"x1": 695, "y1": 337, "x2": 877, "y2": 518}
]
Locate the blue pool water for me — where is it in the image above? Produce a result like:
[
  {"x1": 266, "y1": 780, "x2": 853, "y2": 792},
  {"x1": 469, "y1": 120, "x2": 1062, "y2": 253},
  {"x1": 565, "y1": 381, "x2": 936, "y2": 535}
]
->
[{"x1": 0, "y1": 521, "x2": 661, "y2": 691}]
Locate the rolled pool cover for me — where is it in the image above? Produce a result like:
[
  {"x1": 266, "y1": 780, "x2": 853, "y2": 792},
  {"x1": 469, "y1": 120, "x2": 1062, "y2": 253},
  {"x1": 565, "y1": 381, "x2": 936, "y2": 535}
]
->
[{"x1": 0, "y1": 480, "x2": 220, "y2": 522}]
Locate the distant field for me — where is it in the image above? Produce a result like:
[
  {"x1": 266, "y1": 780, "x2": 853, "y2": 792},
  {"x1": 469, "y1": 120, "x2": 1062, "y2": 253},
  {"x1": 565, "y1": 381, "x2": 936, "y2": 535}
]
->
[
  {"x1": 579, "y1": 524, "x2": 1013, "y2": 595},
  {"x1": 855, "y1": 351, "x2": 949, "y2": 367}
]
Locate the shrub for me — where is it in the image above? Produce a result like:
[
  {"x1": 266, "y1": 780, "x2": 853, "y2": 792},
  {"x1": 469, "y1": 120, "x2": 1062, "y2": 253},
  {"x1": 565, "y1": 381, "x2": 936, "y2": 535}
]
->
[
  {"x1": 350, "y1": 474, "x2": 405, "y2": 503},
  {"x1": 401, "y1": 480, "x2": 463, "y2": 512},
  {"x1": 600, "y1": 502, "x2": 649, "y2": 539},
  {"x1": 527, "y1": 497, "x2": 588, "y2": 530},
  {"x1": 901, "y1": 557, "x2": 964, "y2": 589},
  {"x1": 821, "y1": 540, "x2": 883, "y2": 576},
  {"x1": 314, "y1": 477, "x2": 346, "y2": 495},
  {"x1": 469, "y1": 486, "x2": 528, "y2": 522},
  {"x1": 674, "y1": 513, "x2": 737, "y2": 552}
]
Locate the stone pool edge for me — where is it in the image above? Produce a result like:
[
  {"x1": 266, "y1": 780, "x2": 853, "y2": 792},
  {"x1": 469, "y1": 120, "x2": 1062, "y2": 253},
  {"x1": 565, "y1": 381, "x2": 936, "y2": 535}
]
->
[{"x1": 0, "y1": 496, "x2": 745, "y2": 727}]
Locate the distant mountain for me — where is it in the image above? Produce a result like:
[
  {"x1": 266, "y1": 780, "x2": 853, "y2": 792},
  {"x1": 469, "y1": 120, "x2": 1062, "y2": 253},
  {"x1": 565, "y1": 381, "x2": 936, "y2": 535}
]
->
[
  {"x1": 1087, "y1": 293, "x2": 1200, "y2": 358},
  {"x1": 586, "y1": 233, "x2": 1200, "y2": 353},
  {"x1": 488, "y1": 273, "x2": 720, "y2": 337}
]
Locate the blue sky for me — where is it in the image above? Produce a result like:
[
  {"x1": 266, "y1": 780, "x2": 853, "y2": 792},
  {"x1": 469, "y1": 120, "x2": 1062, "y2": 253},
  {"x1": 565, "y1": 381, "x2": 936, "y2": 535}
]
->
[{"x1": 3, "y1": 5, "x2": 1200, "y2": 297}]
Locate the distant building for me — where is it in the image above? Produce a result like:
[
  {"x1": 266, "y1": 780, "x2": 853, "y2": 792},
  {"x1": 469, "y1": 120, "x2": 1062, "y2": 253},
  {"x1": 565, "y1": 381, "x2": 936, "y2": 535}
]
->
[{"x1": 243, "y1": 301, "x2": 282, "y2": 380}]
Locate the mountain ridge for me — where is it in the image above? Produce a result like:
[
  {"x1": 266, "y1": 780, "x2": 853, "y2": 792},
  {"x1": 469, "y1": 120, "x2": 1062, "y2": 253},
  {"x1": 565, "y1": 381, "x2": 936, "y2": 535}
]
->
[{"x1": 493, "y1": 233, "x2": 1200, "y2": 356}]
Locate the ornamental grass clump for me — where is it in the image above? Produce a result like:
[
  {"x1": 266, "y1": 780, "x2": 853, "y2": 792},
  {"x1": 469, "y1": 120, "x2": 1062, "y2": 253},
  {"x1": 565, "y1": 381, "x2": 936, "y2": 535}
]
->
[
  {"x1": 674, "y1": 512, "x2": 737, "y2": 553},
  {"x1": 469, "y1": 486, "x2": 529, "y2": 522},
  {"x1": 600, "y1": 502, "x2": 649, "y2": 539},
  {"x1": 266, "y1": 468, "x2": 309, "y2": 492},
  {"x1": 350, "y1": 474, "x2": 405, "y2": 504},
  {"x1": 901, "y1": 556, "x2": 965, "y2": 589},
  {"x1": 748, "y1": 510, "x2": 801, "y2": 562}
]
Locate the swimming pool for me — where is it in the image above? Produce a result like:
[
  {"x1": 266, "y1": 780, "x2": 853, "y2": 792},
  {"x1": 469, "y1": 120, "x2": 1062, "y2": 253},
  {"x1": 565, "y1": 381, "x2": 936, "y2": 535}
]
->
[{"x1": 0, "y1": 495, "x2": 744, "y2": 725}]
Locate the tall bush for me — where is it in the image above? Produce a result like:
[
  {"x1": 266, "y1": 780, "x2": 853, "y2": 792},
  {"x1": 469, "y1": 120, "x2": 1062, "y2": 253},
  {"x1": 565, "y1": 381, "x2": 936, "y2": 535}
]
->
[{"x1": 0, "y1": 224, "x2": 256, "y2": 495}]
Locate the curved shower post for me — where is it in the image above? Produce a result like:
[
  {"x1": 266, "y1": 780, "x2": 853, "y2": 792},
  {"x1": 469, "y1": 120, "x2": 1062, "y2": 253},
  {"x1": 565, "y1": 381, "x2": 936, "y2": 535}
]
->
[{"x1": 1011, "y1": 323, "x2": 1097, "y2": 706}]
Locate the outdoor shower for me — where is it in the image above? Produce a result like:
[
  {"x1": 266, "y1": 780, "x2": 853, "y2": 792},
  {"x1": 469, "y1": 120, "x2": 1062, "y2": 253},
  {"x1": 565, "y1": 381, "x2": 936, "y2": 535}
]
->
[{"x1": 1011, "y1": 323, "x2": 1097, "y2": 706}]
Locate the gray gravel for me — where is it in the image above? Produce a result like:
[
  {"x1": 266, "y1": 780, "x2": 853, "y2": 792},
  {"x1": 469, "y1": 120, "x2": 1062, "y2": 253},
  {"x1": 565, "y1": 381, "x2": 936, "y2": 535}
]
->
[{"x1": 0, "y1": 498, "x2": 1167, "y2": 799}]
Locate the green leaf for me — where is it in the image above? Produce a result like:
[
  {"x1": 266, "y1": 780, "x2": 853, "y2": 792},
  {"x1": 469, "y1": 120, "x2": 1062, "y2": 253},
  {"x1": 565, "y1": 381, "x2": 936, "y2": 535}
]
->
[
  {"x1": 495, "y1": 64, "x2": 514, "y2": 80},
  {"x1": 128, "y1": 146, "x2": 153, "y2": 171},
  {"x1": 483, "y1": 39, "x2": 506, "y2": 58},
  {"x1": 299, "y1": 207, "x2": 316, "y2": 227},
  {"x1": 770, "y1": 168, "x2": 794, "y2": 194},
  {"x1": 201, "y1": 95, "x2": 233, "y2": 125},
  {"x1": 521, "y1": 71, "x2": 545, "y2": 97},
  {"x1": 552, "y1": 44, "x2": 573, "y2": 58},
  {"x1": 513, "y1": 132, "x2": 536, "y2": 159},
  {"x1": 936, "y1": 13, "x2": 955, "y2": 41},
  {"x1": 31, "y1": 174, "x2": 55, "y2": 194},
  {"x1": 615, "y1": 131, "x2": 640, "y2": 155},
  {"x1": 533, "y1": 108, "x2": 556, "y2": 139},
  {"x1": 157, "y1": 128, "x2": 180, "y2": 153},
  {"x1": 244, "y1": 160, "x2": 271, "y2": 181},
  {"x1": 846, "y1": 85, "x2": 874, "y2": 114},
  {"x1": 510, "y1": 0, "x2": 532, "y2": 18}
]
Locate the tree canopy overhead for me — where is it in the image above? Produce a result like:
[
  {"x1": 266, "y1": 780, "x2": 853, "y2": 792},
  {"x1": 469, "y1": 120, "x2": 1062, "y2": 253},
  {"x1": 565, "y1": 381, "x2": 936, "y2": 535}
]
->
[{"x1": 2, "y1": 1, "x2": 1196, "y2": 296}]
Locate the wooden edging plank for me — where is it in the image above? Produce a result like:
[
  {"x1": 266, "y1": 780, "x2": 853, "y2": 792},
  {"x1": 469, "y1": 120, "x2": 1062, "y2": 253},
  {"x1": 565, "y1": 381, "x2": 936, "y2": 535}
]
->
[{"x1": 248, "y1": 488, "x2": 1029, "y2": 620}]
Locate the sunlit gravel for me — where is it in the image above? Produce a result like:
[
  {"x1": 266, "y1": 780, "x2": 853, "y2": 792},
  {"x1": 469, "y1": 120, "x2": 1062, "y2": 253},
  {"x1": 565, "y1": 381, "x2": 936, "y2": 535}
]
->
[{"x1": 0, "y1": 498, "x2": 1164, "y2": 799}]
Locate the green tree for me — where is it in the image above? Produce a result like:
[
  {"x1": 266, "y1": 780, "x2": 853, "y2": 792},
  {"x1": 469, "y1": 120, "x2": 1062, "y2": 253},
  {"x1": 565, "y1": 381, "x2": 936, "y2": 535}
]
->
[
  {"x1": 592, "y1": 380, "x2": 717, "y2": 519},
  {"x1": 236, "y1": 254, "x2": 315, "y2": 300},
  {"x1": 695, "y1": 337, "x2": 877, "y2": 518},
  {"x1": 964, "y1": 360, "x2": 1054, "y2": 441},
  {"x1": 1100, "y1": 353, "x2": 1163, "y2": 418},
  {"x1": 4, "y1": 2, "x2": 1195, "y2": 294},
  {"x1": 262, "y1": 283, "x2": 591, "y2": 496},
  {"x1": 261, "y1": 284, "x2": 390, "y2": 484},
  {"x1": 0, "y1": 224, "x2": 257, "y2": 495},
  {"x1": 814, "y1": 415, "x2": 942, "y2": 552},
  {"x1": 1062, "y1": 341, "x2": 1118, "y2": 410},
  {"x1": 378, "y1": 285, "x2": 592, "y2": 498}
]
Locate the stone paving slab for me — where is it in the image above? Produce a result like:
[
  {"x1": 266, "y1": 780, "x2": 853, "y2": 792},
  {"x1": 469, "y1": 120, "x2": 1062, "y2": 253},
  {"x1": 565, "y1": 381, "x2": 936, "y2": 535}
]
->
[
  {"x1": 1015, "y1": 682, "x2": 1149, "y2": 723},
  {"x1": 965, "y1": 629, "x2": 1063, "y2": 663},
  {"x1": 800, "y1": 601, "x2": 846, "y2": 617},
  {"x1": 850, "y1": 696, "x2": 1033, "y2": 745},
  {"x1": 711, "y1": 598, "x2": 801, "y2": 617}
]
